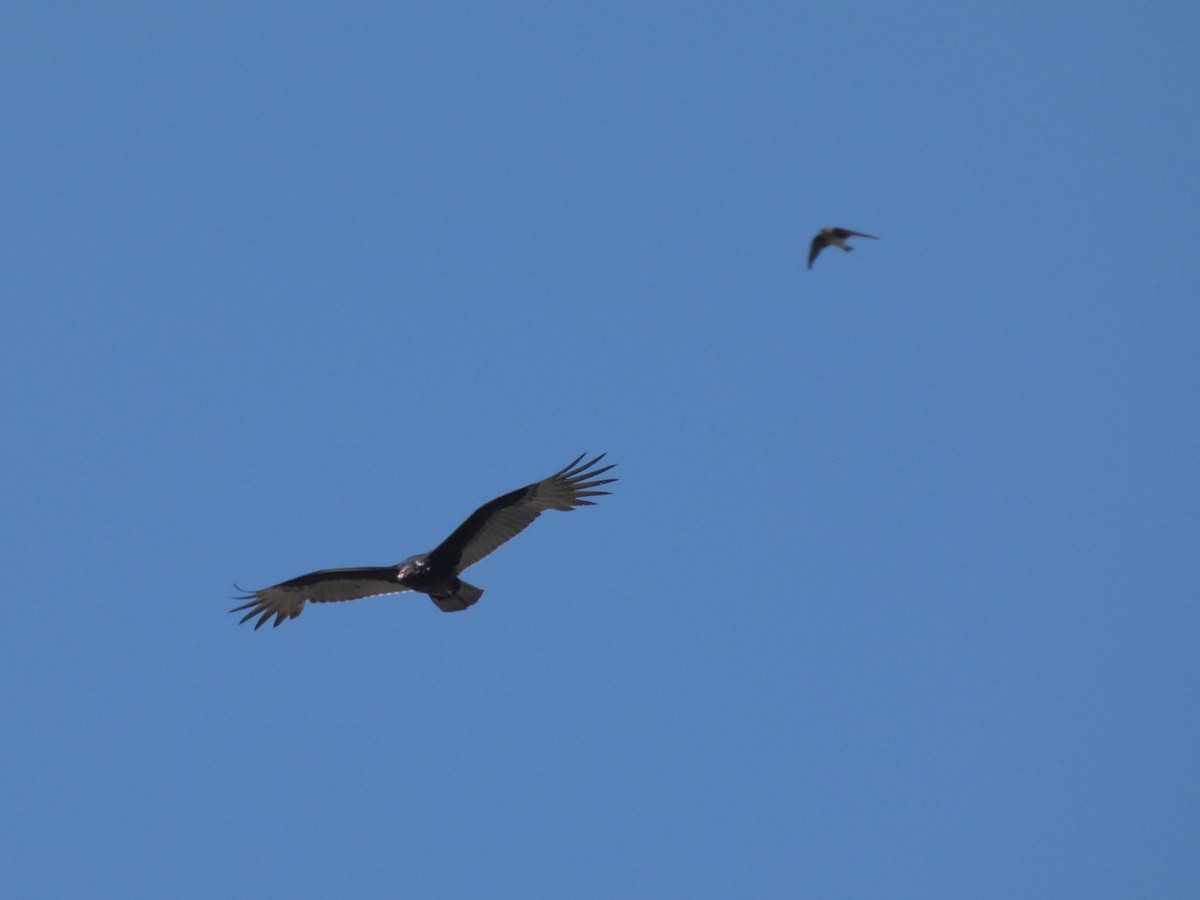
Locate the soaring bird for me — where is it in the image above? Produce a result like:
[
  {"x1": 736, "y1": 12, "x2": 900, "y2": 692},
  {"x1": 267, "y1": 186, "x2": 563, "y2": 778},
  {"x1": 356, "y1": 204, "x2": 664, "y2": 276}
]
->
[
  {"x1": 231, "y1": 453, "x2": 616, "y2": 629},
  {"x1": 807, "y1": 227, "x2": 878, "y2": 268}
]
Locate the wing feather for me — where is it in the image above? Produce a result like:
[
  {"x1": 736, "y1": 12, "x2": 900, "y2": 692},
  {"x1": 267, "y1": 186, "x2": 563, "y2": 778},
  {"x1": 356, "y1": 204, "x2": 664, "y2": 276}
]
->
[
  {"x1": 229, "y1": 566, "x2": 411, "y2": 629},
  {"x1": 428, "y1": 452, "x2": 616, "y2": 574}
]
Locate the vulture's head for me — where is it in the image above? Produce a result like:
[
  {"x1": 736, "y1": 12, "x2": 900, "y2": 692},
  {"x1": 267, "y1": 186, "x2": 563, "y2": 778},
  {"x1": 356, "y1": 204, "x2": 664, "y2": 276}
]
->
[{"x1": 394, "y1": 555, "x2": 431, "y2": 582}]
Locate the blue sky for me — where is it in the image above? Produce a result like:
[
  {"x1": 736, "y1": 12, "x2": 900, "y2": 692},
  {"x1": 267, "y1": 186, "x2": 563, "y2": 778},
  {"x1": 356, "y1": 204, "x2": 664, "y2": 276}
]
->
[{"x1": 2, "y1": 1, "x2": 1197, "y2": 897}]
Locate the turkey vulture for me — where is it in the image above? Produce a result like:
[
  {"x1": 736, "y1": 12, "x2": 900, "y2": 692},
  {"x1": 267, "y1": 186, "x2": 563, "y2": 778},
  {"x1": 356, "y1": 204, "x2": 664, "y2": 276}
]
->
[
  {"x1": 808, "y1": 227, "x2": 878, "y2": 268},
  {"x1": 231, "y1": 453, "x2": 616, "y2": 629}
]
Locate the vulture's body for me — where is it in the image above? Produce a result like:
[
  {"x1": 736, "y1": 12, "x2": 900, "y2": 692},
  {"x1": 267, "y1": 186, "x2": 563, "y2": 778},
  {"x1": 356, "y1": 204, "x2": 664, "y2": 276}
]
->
[{"x1": 232, "y1": 453, "x2": 615, "y2": 629}]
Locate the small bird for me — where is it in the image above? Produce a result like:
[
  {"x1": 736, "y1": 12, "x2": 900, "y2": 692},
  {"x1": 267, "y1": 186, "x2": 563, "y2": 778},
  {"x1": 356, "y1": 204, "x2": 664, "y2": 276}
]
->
[
  {"x1": 807, "y1": 227, "x2": 878, "y2": 269},
  {"x1": 231, "y1": 453, "x2": 616, "y2": 629}
]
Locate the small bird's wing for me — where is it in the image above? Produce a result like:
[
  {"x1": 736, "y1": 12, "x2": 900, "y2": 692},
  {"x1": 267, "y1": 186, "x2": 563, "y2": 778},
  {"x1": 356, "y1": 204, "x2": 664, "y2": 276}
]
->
[
  {"x1": 807, "y1": 233, "x2": 829, "y2": 269},
  {"x1": 829, "y1": 228, "x2": 878, "y2": 239},
  {"x1": 230, "y1": 566, "x2": 411, "y2": 629},
  {"x1": 428, "y1": 452, "x2": 616, "y2": 574}
]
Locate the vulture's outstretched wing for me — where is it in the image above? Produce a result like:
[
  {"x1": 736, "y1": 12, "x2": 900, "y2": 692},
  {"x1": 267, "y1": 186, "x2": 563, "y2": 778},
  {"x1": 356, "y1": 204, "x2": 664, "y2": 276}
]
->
[
  {"x1": 428, "y1": 452, "x2": 616, "y2": 574},
  {"x1": 230, "y1": 566, "x2": 410, "y2": 629}
]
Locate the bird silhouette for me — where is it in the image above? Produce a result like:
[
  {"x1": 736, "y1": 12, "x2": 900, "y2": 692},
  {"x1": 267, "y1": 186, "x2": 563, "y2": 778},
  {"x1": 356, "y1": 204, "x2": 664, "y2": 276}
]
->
[{"x1": 808, "y1": 227, "x2": 878, "y2": 268}]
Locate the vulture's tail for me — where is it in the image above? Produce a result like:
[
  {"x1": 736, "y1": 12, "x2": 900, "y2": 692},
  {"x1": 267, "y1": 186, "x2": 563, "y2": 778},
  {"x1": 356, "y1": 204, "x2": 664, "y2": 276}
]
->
[{"x1": 431, "y1": 580, "x2": 484, "y2": 613}]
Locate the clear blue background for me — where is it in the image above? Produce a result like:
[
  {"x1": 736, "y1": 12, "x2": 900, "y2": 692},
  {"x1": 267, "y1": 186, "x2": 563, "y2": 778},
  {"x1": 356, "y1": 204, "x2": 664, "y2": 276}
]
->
[{"x1": 3, "y1": 2, "x2": 1197, "y2": 897}]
